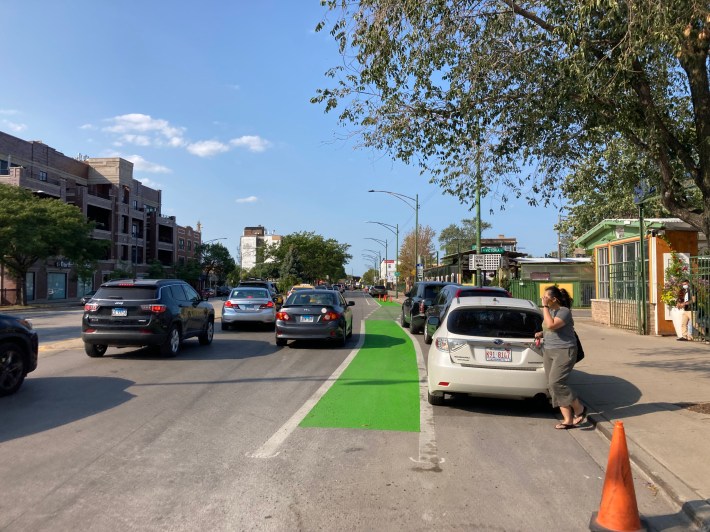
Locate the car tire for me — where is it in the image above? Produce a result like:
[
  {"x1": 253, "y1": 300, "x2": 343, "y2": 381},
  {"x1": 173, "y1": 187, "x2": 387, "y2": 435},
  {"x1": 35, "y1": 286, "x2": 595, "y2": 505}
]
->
[
  {"x1": 401, "y1": 309, "x2": 410, "y2": 328},
  {"x1": 84, "y1": 343, "x2": 108, "y2": 358},
  {"x1": 424, "y1": 327, "x2": 432, "y2": 345},
  {"x1": 276, "y1": 337, "x2": 287, "y2": 347},
  {"x1": 0, "y1": 342, "x2": 27, "y2": 396},
  {"x1": 427, "y1": 390, "x2": 446, "y2": 406},
  {"x1": 161, "y1": 325, "x2": 181, "y2": 357},
  {"x1": 198, "y1": 319, "x2": 214, "y2": 345}
]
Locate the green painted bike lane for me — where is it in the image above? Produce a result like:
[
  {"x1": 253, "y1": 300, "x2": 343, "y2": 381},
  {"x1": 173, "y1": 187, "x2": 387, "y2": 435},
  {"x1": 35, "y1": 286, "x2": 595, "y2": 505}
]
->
[{"x1": 299, "y1": 301, "x2": 421, "y2": 432}]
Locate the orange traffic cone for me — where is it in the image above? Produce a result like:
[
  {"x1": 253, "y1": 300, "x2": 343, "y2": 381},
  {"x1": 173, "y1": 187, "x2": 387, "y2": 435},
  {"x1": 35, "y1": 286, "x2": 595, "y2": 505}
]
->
[{"x1": 590, "y1": 421, "x2": 647, "y2": 531}]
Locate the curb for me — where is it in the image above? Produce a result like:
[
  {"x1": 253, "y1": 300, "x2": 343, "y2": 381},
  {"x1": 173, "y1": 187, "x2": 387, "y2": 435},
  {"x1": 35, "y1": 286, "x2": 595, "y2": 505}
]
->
[{"x1": 589, "y1": 411, "x2": 710, "y2": 531}]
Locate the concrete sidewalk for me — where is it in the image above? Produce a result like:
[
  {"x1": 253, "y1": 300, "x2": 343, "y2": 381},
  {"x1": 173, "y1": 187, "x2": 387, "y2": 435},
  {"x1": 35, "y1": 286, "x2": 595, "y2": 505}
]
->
[{"x1": 571, "y1": 315, "x2": 710, "y2": 530}]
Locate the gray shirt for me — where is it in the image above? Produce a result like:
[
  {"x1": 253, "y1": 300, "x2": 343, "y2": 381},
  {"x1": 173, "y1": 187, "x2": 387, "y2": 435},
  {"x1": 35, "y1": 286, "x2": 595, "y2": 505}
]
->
[{"x1": 543, "y1": 307, "x2": 576, "y2": 349}]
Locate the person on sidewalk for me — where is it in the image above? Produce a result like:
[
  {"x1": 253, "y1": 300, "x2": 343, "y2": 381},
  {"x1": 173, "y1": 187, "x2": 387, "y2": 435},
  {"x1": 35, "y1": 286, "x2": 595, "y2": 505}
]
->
[
  {"x1": 534, "y1": 285, "x2": 587, "y2": 430},
  {"x1": 676, "y1": 279, "x2": 695, "y2": 341}
]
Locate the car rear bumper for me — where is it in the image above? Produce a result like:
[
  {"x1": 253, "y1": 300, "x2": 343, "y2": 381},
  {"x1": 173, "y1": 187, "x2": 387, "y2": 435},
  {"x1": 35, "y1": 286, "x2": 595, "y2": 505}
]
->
[
  {"x1": 428, "y1": 350, "x2": 548, "y2": 399},
  {"x1": 275, "y1": 321, "x2": 344, "y2": 340},
  {"x1": 81, "y1": 330, "x2": 168, "y2": 347},
  {"x1": 222, "y1": 309, "x2": 275, "y2": 324}
]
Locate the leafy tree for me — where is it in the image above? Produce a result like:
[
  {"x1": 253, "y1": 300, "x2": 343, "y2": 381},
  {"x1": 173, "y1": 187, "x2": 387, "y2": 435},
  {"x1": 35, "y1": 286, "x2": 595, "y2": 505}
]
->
[
  {"x1": 196, "y1": 242, "x2": 235, "y2": 285},
  {"x1": 109, "y1": 263, "x2": 134, "y2": 280},
  {"x1": 439, "y1": 218, "x2": 492, "y2": 256},
  {"x1": 146, "y1": 260, "x2": 168, "y2": 279},
  {"x1": 315, "y1": 1, "x2": 710, "y2": 240},
  {"x1": 361, "y1": 268, "x2": 378, "y2": 285},
  {"x1": 175, "y1": 258, "x2": 203, "y2": 285},
  {"x1": 397, "y1": 225, "x2": 437, "y2": 283},
  {"x1": 266, "y1": 231, "x2": 352, "y2": 283},
  {"x1": 0, "y1": 184, "x2": 108, "y2": 304}
]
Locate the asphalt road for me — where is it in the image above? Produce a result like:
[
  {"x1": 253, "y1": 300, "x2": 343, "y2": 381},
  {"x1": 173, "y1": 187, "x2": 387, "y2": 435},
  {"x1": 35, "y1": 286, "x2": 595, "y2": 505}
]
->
[{"x1": 0, "y1": 292, "x2": 695, "y2": 531}]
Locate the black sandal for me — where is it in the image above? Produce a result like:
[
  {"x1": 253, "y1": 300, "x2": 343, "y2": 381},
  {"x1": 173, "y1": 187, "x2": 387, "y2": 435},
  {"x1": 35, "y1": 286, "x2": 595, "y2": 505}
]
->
[{"x1": 573, "y1": 406, "x2": 588, "y2": 426}]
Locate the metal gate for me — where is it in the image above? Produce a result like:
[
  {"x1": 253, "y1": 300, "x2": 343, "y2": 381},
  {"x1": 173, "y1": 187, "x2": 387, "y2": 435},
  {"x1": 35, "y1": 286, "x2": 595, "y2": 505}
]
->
[
  {"x1": 689, "y1": 255, "x2": 710, "y2": 341},
  {"x1": 609, "y1": 260, "x2": 648, "y2": 334}
]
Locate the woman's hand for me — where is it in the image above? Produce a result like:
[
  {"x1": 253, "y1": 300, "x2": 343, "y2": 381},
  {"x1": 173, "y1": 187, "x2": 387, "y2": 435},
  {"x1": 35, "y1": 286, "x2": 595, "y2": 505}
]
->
[{"x1": 534, "y1": 331, "x2": 543, "y2": 339}]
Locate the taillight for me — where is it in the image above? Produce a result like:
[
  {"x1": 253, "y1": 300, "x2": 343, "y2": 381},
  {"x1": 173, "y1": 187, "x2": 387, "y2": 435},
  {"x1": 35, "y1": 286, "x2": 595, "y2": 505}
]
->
[
  {"x1": 85, "y1": 303, "x2": 99, "y2": 312},
  {"x1": 140, "y1": 304, "x2": 167, "y2": 313},
  {"x1": 224, "y1": 300, "x2": 239, "y2": 309},
  {"x1": 260, "y1": 301, "x2": 275, "y2": 309},
  {"x1": 322, "y1": 311, "x2": 340, "y2": 321},
  {"x1": 418, "y1": 301, "x2": 425, "y2": 314},
  {"x1": 276, "y1": 311, "x2": 291, "y2": 321}
]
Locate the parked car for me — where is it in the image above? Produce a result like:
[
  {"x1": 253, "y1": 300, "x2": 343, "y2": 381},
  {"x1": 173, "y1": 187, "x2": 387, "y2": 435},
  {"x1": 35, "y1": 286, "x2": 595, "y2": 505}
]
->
[
  {"x1": 238, "y1": 279, "x2": 283, "y2": 307},
  {"x1": 201, "y1": 287, "x2": 215, "y2": 299},
  {"x1": 215, "y1": 285, "x2": 231, "y2": 297},
  {"x1": 423, "y1": 284, "x2": 512, "y2": 344},
  {"x1": 275, "y1": 289, "x2": 355, "y2": 347},
  {"x1": 0, "y1": 313, "x2": 39, "y2": 396},
  {"x1": 79, "y1": 289, "x2": 97, "y2": 306},
  {"x1": 222, "y1": 287, "x2": 276, "y2": 330},
  {"x1": 426, "y1": 296, "x2": 545, "y2": 406},
  {"x1": 81, "y1": 279, "x2": 214, "y2": 358},
  {"x1": 368, "y1": 285, "x2": 388, "y2": 297},
  {"x1": 401, "y1": 281, "x2": 457, "y2": 334}
]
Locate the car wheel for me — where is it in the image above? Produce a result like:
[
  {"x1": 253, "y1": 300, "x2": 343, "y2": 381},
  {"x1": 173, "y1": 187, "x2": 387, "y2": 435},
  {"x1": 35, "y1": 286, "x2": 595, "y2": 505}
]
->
[
  {"x1": 161, "y1": 325, "x2": 181, "y2": 357},
  {"x1": 0, "y1": 342, "x2": 27, "y2": 396},
  {"x1": 424, "y1": 327, "x2": 432, "y2": 345},
  {"x1": 401, "y1": 308, "x2": 410, "y2": 328},
  {"x1": 336, "y1": 332, "x2": 346, "y2": 348},
  {"x1": 427, "y1": 390, "x2": 446, "y2": 406},
  {"x1": 84, "y1": 343, "x2": 108, "y2": 358},
  {"x1": 198, "y1": 319, "x2": 214, "y2": 345},
  {"x1": 276, "y1": 337, "x2": 287, "y2": 347}
]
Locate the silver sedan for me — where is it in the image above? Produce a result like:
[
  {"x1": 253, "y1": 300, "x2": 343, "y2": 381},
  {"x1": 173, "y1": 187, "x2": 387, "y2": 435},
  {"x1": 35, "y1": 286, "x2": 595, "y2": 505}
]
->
[{"x1": 221, "y1": 287, "x2": 276, "y2": 330}]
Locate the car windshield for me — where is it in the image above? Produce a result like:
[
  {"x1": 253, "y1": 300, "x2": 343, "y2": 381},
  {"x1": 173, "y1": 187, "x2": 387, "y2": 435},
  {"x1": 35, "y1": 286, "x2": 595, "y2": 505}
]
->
[
  {"x1": 94, "y1": 287, "x2": 158, "y2": 300},
  {"x1": 286, "y1": 292, "x2": 338, "y2": 306},
  {"x1": 457, "y1": 289, "x2": 510, "y2": 298},
  {"x1": 446, "y1": 308, "x2": 542, "y2": 338},
  {"x1": 230, "y1": 289, "x2": 269, "y2": 299}
]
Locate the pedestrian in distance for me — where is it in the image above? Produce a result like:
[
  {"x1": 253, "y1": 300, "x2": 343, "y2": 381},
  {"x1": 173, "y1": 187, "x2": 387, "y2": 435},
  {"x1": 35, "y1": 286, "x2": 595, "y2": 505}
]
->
[
  {"x1": 676, "y1": 278, "x2": 695, "y2": 341},
  {"x1": 534, "y1": 285, "x2": 587, "y2": 430}
]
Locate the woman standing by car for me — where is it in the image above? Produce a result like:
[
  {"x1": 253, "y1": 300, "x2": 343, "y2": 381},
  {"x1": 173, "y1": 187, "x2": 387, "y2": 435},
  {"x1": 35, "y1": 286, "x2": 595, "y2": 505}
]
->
[{"x1": 534, "y1": 285, "x2": 587, "y2": 430}]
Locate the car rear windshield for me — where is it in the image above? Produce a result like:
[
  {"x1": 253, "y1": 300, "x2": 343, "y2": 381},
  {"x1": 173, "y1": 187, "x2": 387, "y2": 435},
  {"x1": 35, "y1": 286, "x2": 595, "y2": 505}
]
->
[
  {"x1": 94, "y1": 287, "x2": 158, "y2": 300},
  {"x1": 286, "y1": 292, "x2": 338, "y2": 306},
  {"x1": 457, "y1": 289, "x2": 510, "y2": 298},
  {"x1": 231, "y1": 288, "x2": 270, "y2": 299},
  {"x1": 446, "y1": 308, "x2": 542, "y2": 338},
  {"x1": 424, "y1": 285, "x2": 445, "y2": 299}
]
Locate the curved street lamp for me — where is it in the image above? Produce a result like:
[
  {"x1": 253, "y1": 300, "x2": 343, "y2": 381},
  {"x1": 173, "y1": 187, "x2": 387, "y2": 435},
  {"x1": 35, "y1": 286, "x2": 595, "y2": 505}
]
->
[
  {"x1": 366, "y1": 221, "x2": 400, "y2": 297},
  {"x1": 365, "y1": 237, "x2": 388, "y2": 286},
  {"x1": 368, "y1": 190, "x2": 419, "y2": 282}
]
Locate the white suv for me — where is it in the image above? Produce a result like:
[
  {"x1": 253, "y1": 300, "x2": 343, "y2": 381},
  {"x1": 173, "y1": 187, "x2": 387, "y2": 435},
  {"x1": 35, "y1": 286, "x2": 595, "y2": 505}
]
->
[{"x1": 426, "y1": 297, "x2": 545, "y2": 406}]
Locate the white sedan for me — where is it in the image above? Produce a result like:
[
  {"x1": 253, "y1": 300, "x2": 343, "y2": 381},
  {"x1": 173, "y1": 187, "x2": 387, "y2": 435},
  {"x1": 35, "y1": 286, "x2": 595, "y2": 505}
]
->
[{"x1": 426, "y1": 296, "x2": 547, "y2": 405}]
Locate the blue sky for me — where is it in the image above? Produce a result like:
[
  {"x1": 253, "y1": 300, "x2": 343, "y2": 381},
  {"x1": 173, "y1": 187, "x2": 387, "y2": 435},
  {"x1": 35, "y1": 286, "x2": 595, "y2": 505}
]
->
[{"x1": 2, "y1": 1, "x2": 562, "y2": 276}]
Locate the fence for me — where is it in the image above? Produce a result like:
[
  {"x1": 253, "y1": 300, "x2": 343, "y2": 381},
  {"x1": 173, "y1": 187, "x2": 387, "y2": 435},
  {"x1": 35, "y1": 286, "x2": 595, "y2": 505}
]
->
[
  {"x1": 508, "y1": 280, "x2": 595, "y2": 308},
  {"x1": 608, "y1": 260, "x2": 648, "y2": 334},
  {"x1": 689, "y1": 256, "x2": 710, "y2": 341}
]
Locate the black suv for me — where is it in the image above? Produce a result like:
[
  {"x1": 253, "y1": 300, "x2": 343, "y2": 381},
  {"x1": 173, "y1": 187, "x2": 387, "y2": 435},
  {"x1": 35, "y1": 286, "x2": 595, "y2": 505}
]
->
[
  {"x1": 423, "y1": 284, "x2": 512, "y2": 344},
  {"x1": 401, "y1": 281, "x2": 456, "y2": 334},
  {"x1": 237, "y1": 279, "x2": 283, "y2": 307},
  {"x1": 82, "y1": 279, "x2": 214, "y2": 358},
  {"x1": 0, "y1": 314, "x2": 39, "y2": 396}
]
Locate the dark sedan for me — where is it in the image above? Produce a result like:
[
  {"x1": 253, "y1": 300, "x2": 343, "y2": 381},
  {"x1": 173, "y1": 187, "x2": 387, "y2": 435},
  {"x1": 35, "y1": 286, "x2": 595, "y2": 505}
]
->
[
  {"x1": 0, "y1": 313, "x2": 39, "y2": 396},
  {"x1": 275, "y1": 289, "x2": 354, "y2": 347}
]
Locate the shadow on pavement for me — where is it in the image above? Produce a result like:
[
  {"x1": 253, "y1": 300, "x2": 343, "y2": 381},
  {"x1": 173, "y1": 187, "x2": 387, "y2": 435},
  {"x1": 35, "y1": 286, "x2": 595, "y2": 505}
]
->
[
  {"x1": 104, "y1": 337, "x2": 279, "y2": 361},
  {"x1": 0, "y1": 376, "x2": 135, "y2": 443}
]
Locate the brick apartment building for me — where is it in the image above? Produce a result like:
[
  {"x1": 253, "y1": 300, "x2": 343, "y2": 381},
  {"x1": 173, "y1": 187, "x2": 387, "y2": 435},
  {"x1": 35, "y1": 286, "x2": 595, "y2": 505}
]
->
[{"x1": 0, "y1": 131, "x2": 200, "y2": 304}]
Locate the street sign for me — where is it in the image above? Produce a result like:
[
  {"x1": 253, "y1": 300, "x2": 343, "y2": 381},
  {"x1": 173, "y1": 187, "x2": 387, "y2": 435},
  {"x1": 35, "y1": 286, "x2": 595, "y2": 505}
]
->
[
  {"x1": 416, "y1": 263, "x2": 423, "y2": 281},
  {"x1": 469, "y1": 254, "x2": 501, "y2": 270},
  {"x1": 481, "y1": 247, "x2": 505, "y2": 253},
  {"x1": 394, "y1": 272, "x2": 400, "y2": 277}
]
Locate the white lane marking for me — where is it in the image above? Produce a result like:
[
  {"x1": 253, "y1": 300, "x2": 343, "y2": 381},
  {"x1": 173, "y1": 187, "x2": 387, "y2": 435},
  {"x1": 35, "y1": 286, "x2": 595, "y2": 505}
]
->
[
  {"x1": 409, "y1": 329, "x2": 443, "y2": 470},
  {"x1": 248, "y1": 321, "x2": 367, "y2": 459}
]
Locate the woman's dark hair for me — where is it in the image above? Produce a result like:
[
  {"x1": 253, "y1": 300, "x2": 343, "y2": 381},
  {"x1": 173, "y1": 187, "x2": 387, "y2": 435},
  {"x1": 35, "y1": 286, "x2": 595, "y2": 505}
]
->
[{"x1": 545, "y1": 285, "x2": 573, "y2": 308}]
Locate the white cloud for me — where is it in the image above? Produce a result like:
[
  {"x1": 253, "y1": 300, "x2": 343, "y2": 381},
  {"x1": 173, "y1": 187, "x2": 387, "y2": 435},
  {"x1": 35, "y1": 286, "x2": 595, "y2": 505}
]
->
[
  {"x1": 230, "y1": 135, "x2": 270, "y2": 152},
  {"x1": 123, "y1": 154, "x2": 172, "y2": 174},
  {"x1": 103, "y1": 114, "x2": 186, "y2": 148},
  {"x1": 187, "y1": 140, "x2": 230, "y2": 157},
  {"x1": 236, "y1": 196, "x2": 258, "y2": 204},
  {"x1": 79, "y1": 123, "x2": 96, "y2": 130},
  {"x1": 2, "y1": 120, "x2": 27, "y2": 132}
]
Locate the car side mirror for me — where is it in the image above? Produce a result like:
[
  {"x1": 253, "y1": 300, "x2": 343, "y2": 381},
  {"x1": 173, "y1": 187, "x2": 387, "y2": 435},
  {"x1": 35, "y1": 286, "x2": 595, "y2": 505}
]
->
[
  {"x1": 423, "y1": 299, "x2": 433, "y2": 306},
  {"x1": 426, "y1": 316, "x2": 440, "y2": 328},
  {"x1": 348, "y1": 301, "x2": 355, "y2": 306}
]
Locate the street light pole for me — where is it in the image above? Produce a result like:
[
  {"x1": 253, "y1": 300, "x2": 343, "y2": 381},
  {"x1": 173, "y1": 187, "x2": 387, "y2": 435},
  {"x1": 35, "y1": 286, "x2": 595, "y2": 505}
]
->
[
  {"x1": 368, "y1": 190, "x2": 419, "y2": 283},
  {"x1": 366, "y1": 221, "x2": 399, "y2": 298},
  {"x1": 365, "y1": 237, "x2": 387, "y2": 283}
]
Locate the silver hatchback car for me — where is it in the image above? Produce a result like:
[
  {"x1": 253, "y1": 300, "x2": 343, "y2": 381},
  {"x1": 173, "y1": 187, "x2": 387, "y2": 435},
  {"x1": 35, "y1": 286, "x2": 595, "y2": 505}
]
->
[{"x1": 221, "y1": 287, "x2": 276, "y2": 330}]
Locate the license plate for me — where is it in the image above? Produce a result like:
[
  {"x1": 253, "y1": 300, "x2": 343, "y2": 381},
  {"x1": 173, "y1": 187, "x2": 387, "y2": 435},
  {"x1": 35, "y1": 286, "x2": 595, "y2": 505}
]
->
[
  {"x1": 485, "y1": 348, "x2": 512, "y2": 362},
  {"x1": 111, "y1": 307, "x2": 128, "y2": 317},
  {"x1": 301, "y1": 315, "x2": 314, "y2": 323}
]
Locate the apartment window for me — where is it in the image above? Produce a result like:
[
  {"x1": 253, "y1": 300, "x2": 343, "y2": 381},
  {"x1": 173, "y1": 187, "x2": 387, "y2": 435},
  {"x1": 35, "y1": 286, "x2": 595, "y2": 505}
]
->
[
  {"x1": 597, "y1": 247, "x2": 609, "y2": 299},
  {"x1": 187, "y1": 240, "x2": 192, "y2": 251},
  {"x1": 39, "y1": 171, "x2": 48, "y2": 182},
  {"x1": 179, "y1": 238, "x2": 185, "y2": 250},
  {"x1": 133, "y1": 200, "x2": 139, "y2": 210}
]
